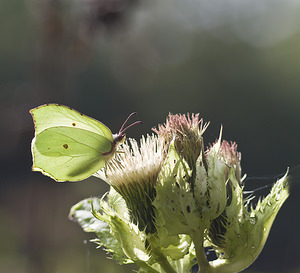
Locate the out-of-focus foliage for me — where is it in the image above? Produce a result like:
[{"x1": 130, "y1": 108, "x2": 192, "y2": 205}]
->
[{"x1": 0, "y1": 0, "x2": 299, "y2": 272}]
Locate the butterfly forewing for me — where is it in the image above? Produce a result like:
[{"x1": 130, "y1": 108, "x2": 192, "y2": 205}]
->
[{"x1": 30, "y1": 104, "x2": 114, "y2": 142}]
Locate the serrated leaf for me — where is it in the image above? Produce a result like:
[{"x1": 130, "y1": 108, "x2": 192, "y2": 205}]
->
[
  {"x1": 160, "y1": 234, "x2": 192, "y2": 260},
  {"x1": 69, "y1": 197, "x2": 132, "y2": 264},
  {"x1": 107, "y1": 187, "x2": 129, "y2": 220},
  {"x1": 168, "y1": 243, "x2": 197, "y2": 273},
  {"x1": 92, "y1": 198, "x2": 150, "y2": 263},
  {"x1": 209, "y1": 171, "x2": 289, "y2": 273}
]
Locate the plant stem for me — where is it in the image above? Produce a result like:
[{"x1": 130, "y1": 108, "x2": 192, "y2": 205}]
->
[
  {"x1": 191, "y1": 229, "x2": 210, "y2": 273},
  {"x1": 158, "y1": 254, "x2": 178, "y2": 273},
  {"x1": 149, "y1": 241, "x2": 177, "y2": 273},
  {"x1": 136, "y1": 261, "x2": 161, "y2": 273}
]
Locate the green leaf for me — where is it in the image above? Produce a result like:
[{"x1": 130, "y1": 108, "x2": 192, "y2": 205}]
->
[
  {"x1": 92, "y1": 197, "x2": 150, "y2": 263},
  {"x1": 168, "y1": 243, "x2": 197, "y2": 273},
  {"x1": 69, "y1": 197, "x2": 131, "y2": 264},
  {"x1": 209, "y1": 170, "x2": 289, "y2": 273},
  {"x1": 160, "y1": 235, "x2": 192, "y2": 260},
  {"x1": 107, "y1": 187, "x2": 129, "y2": 220}
]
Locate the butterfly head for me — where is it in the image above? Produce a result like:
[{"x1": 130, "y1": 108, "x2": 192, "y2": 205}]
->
[{"x1": 113, "y1": 112, "x2": 143, "y2": 145}]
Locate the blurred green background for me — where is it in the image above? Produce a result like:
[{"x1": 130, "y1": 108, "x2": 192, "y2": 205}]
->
[{"x1": 0, "y1": 0, "x2": 300, "y2": 272}]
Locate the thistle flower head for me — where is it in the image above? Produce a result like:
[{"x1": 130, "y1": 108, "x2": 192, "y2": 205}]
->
[
  {"x1": 95, "y1": 134, "x2": 165, "y2": 233},
  {"x1": 208, "y1": 170, "x2": 289, "y2": 273},
  {"x1": 153, "y1": 118, "x2": 228, "y2": 237},
  {"x1": 96, "y1": 134, "x2": 165, "y2": 188},
  {"x1": 208, "y1": 138, "x2": 242, "y2": 185},
  {"x1": 153, "y1": 113, "x2": 209, "y2": 168}
]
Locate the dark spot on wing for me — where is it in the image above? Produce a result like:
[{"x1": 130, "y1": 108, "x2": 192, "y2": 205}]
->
[
  {"x1": 72, "y1": 122, "x2": 76, "y2": 126},
  {"x1": 187, "y1": 205, "x2": 190, "y2": 213},
  {"x1": 63, "y1": 144, "x2": 69, "y2": 149}
]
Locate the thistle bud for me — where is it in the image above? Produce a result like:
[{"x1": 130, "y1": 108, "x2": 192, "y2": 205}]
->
[
  {"x1": 208, "y1": 170, "x2": 289, "y2": 273},
  {"x1": 154, "y1": 125, "x2": 228, "y2": 237},
  {"x1": 153, "y1": 113, "x2": 208, "y2": 170},
  {"x1": 208, "y1": 138, "x2": 242, "y2": 185}
]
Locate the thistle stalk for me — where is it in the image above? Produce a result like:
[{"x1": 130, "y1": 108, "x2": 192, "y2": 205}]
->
[
  {"x1": 149, "y1": 243, "x2": 178, "y2": 273},
  {"x1": 191, "y1": 229, "x2": 210, "y2": 273}
]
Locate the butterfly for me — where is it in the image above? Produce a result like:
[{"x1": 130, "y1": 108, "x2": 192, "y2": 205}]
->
[{"x1": 30, "y1": 104, "x2": 142, "y2": 181}]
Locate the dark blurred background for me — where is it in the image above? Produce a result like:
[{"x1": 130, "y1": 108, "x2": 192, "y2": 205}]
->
[{"x1": 0, "y1": 0, "x2": 300, "y2": 272}]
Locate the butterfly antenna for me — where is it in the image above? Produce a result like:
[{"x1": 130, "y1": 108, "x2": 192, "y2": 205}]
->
[
  {"x1": 119, "y1": 112, "x2": 143, "y2": 135},
  {"x1": 119, "y1": 112, "x2": 137, "y2": 133},
  {"x1": 120, "y1": 120, "x2": 143, "y2": 135}
]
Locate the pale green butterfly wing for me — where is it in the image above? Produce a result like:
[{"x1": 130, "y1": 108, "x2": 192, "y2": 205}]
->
[
  {"x1": 32, "y1": 127, "x2": 113, "y2": 181},
  {"x1": 30, "y1": 104, "x2": 113, "y2": 142}
]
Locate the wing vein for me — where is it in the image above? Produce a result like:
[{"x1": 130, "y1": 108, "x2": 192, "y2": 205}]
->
[{"x1": 53, "y1": 131, "x2": 109, "y2": 154}]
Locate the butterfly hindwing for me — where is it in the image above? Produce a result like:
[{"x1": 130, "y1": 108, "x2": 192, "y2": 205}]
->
[
  {"x1": 29, "y1": 104, "x2": 136, "y2": 182},
  {"x1": 31, "y1": 119, "x2": 114, "y2": 181}
]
